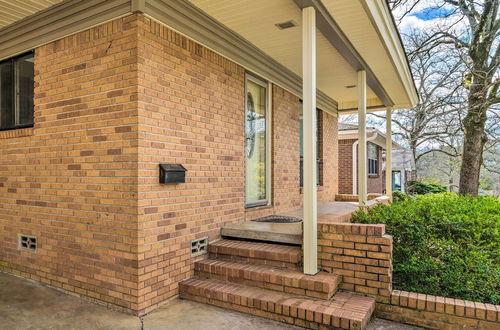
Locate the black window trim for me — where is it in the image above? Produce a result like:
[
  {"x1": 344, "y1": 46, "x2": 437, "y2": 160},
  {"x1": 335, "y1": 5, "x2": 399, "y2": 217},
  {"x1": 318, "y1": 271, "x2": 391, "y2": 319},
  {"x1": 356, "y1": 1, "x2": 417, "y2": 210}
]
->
[{"x1": 0, "y1": 51, "x2": 35, "y2": 132}]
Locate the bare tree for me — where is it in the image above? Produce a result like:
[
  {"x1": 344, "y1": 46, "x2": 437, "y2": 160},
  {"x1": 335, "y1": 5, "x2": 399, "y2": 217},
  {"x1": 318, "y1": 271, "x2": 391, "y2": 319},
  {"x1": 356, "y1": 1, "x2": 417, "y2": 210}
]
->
[
  {"x1": 372, "y1": 30, "x2": 466, "y2": 177},
  {"x1": 392, "y1": 0, "x2": 500, "y2": 195}
]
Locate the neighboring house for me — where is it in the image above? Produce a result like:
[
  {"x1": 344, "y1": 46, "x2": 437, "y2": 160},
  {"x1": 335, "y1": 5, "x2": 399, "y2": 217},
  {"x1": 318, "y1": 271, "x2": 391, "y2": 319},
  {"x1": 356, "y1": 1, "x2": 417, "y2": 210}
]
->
[
  {"x1": 0, "y1": 0, "x2": 418, "y2": 328},
  {"x1": 338, "y1": 124, "x2": 400, "y2": 195},
  {"x1": 391, "y1": 149, "x2": 416, "y2": 192}
]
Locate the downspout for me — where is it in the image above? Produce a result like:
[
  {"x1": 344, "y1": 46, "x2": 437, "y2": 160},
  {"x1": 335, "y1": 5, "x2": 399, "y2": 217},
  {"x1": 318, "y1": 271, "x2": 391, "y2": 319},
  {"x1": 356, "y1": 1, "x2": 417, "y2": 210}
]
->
[{"x1": 352, "y1": 132, "x2": 377, "y2": 195}]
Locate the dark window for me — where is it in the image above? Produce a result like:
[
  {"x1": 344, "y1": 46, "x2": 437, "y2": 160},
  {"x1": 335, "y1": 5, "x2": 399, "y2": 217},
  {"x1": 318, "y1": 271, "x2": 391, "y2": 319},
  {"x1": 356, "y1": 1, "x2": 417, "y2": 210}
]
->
[
  {"x1": 0, "y1": 52, "x2": 34, "y2": 131},
  {"x1": 368, "y1": 143, "x2": 378, "y2": 175},
  {"x1": 300, "y1": 106, "x2": 323, "y2": 186}
]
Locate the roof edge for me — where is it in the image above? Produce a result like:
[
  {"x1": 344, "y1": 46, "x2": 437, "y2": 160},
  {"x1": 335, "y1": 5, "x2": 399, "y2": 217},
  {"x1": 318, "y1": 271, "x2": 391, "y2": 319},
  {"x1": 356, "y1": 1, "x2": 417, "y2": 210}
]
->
[{"x1": 361, "y1": 0, "x2": 419, "y2": 109}]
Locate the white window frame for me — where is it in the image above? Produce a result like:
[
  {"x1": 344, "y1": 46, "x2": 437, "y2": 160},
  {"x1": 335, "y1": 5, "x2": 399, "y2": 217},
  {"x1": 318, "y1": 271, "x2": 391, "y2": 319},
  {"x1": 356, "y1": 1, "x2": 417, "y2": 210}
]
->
[
  {"x1": 368, "y1": 142, "x2": 378, "y2": 176},
  {"x1": 244, "y1": 73, "x2": 272, "y2": 208}
]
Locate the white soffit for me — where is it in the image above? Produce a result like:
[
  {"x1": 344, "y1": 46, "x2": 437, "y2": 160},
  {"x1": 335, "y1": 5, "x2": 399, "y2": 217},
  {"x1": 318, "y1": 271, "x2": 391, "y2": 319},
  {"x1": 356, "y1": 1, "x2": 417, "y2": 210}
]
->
[
  {"x1": 324, "y1": 0, "x2": 417, "y2": 109},
  {"x1": 0, "y1": 0, "x2": 63, "y2": 28},
  {"x1": 189, "y1": 0, "x2": 382, "y2": 109}
]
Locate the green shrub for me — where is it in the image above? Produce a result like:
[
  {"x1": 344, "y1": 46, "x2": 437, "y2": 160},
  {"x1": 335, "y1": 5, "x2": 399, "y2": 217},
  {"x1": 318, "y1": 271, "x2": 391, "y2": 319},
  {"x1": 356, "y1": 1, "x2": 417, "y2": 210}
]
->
[
  {"x1": 407, "y1": 180, "x2": 447, "y2": 195},
  {"x1": 392, "y1": 190, "x2": 410, "y2": 202},
  {"x1": 352, "y1": 193, "x2": 500, "y2": 304}
]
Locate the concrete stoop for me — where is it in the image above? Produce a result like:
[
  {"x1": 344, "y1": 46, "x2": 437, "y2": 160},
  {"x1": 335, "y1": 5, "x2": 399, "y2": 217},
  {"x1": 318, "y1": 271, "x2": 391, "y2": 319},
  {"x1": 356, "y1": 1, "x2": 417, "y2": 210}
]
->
[{"x1": 180, "y1": 239, "x2": 375, "y2": 329}]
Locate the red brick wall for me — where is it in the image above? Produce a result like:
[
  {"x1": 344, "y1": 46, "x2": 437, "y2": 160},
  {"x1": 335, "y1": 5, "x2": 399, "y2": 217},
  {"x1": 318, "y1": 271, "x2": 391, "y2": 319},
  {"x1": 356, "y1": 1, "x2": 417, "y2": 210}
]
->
[
  {"x1": 0, "y1": 15, "x2": 141, "y2": 313},
  {"x1": 247, "y1": 94, "x2": 338, "y2": 220},
  {"x1": 318, "y1": 222, "x2": 500, "y2": 329},
  {"x1": 133, "y1": 15, "x2": 246, "y2": 313},
  {"x1": 318, "y1": 223, "x2": 393, "y2": 303},
  {"x1": 0, "y1": 14, "x2": 339, "y2": 315},
  {"x1": 338, "y1": 139, "x2": 354, "y2": 194},
  {"x1": 338, "y1": 140, "x2": 385, "y2": 194},
  {"x1": 379, "y1": 290, "x2": 500, "y2": 329},
  {"x1": 367, "y1": 144, "x2": 384, "y2": 194},
  {"x1": 133, "y1": 16, "x2": 338, "y2": 313}
]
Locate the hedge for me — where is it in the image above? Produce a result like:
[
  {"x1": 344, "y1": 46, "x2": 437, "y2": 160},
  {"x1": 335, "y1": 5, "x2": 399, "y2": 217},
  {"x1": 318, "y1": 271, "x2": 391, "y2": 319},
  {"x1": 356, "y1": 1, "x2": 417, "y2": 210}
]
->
[{"x1": 352, "y1": 193, "x2": 500, "y2": 304}]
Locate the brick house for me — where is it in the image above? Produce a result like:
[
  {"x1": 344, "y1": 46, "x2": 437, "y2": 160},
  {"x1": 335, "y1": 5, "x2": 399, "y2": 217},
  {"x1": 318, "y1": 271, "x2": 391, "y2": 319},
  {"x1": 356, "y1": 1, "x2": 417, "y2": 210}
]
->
[
  {"x1": 0, "y1": 0, "x2": 422, "y2": 328},
  {"x1": 338, "y1": 123, "x2": 400, "y2": 195}
]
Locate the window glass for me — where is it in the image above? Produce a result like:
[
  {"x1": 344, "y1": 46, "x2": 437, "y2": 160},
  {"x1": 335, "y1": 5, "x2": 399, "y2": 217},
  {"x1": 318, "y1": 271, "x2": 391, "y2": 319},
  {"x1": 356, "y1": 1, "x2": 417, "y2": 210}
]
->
[
  {"x1": 15, "y1": 54, "x2": 34, "y2": 126},
  {"x1": 0, "y1": 61, "x2": 14, "y2": 129},
  {"x1": 368, "y1": 143, "x2": 378, "y2": 175},
  {"x1": 0, "y1": 52, "x2": 34, "y2": 130},
  {"x1": 245, "y1": 76, "x2": 267, "y2": 206}
]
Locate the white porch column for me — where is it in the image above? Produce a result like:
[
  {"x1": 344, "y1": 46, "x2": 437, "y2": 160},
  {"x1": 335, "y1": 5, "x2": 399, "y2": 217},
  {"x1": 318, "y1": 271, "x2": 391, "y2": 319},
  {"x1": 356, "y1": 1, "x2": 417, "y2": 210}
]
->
[
  {"x1": 358, "y1": 70, "x2": 367, "y2": 207},
  {"x1": 385, "y1": 108, "x2": 393, "y2": 198},
  {"x1": 302, "y1": 6, "x2": 318, "y2": 275}
]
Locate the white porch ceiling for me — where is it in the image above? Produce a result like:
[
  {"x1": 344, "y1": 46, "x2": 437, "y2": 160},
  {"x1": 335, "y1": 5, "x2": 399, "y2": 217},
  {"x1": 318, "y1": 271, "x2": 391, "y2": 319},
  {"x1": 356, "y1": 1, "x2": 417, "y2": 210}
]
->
[
  {"x1": 0, "y1": 0, "x2": 63, "y2": 28},
  {"x1": 189, "y1": 0, "x2": 415, "y2": 111},
  {"x1": 190, "y1": 0, "x2": 380, "y2": 110}
]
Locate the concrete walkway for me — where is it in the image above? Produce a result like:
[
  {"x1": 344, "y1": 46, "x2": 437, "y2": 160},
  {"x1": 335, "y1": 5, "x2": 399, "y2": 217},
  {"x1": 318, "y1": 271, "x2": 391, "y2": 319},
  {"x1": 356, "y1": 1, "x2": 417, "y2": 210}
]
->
[{"x1": 0, "y1": 272, "x2": 422, "y2": 330}]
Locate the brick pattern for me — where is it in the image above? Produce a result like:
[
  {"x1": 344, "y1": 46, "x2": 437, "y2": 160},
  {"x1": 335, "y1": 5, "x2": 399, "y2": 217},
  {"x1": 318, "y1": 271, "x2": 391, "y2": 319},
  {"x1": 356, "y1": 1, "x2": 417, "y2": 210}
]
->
[
  {"x1": 180, "y1": 277, "x2": 375, "y2": 330},
  {"x1": 132, "y1": 15, "x2": 339, "y2": 314},
  {"x1": 0, "y1": 13, "x2": 341, "y2": 316},
  {"x1": 334, "y1": 194, "x2": 382, "y2": 202},
  {"x1": 317, "y1": 224, "x2": 393, "y2": 303},
  {"x1": 338, "y1": 140, "x2": 385, "y2": 194},
  {"x1": 0, "y1": 15, "x2": 141, "y2": 313},
  {"x1": 377, "y1": 290, "x2": 500, "y2": 329},
  {"x1": 0, "y1": 127, "x2": 34, "y2": 139},
  {"x1": 338, "y1": 139, "x2": 354, "y2": 194},
  {"x1": 244, "y1": 88, "x2": 338, "y2": 221},
  {"x1": 133, "y1": 14, "x2": 246, "y2": 314},
  {"x1": 209, "y1": 240, "x2": 301, "y2": 268},
  {"x1": 367, "y1": 145, "x2": 384, "y2": 194},
  {"x1": 194, "y1": 258, "x2": 341, "y2": 299},
  {"x1": 318, "y1": 222, "x2": 500, "y2": 329}
]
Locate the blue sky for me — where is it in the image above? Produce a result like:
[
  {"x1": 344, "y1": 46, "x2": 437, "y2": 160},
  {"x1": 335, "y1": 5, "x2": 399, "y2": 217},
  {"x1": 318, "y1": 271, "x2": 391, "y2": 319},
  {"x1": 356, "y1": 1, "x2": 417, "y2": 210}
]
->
[{"x1": 410, "y1": 7, "x2": 456, "y2": 20}]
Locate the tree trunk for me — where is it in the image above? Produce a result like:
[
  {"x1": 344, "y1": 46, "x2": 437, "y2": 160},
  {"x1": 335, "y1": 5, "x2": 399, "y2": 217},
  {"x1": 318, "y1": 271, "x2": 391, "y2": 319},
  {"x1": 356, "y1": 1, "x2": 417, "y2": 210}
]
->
[
  {"x1": 459, "y1": 124, "x2": 486, "y2": 195},
  {"x1": 458, "y1": 74, "x2": 488, "y2": 196}
]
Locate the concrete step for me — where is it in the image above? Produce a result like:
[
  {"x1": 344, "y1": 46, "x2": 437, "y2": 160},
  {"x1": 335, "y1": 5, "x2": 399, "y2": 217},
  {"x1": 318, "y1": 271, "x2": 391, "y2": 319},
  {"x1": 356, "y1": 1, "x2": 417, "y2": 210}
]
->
[
  {"x1": 221, "y1": 221, "x2": 302, "y2": 244},
  {"x1": 208, "y1": 239, "x2": 302, "y2": 268},
  {"x1": 195, "y1": 259, "x2": 341, "y2": 299},
  {"x1": 180, "y1": 277, "x2": 375, "y2": 330}
]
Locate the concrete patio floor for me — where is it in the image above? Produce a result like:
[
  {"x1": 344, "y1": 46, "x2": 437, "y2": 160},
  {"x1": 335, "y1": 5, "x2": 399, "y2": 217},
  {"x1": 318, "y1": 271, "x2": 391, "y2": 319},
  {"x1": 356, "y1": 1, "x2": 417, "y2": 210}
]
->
[{"x1": 0, "y1": 272, "x2": 422, "y2": 330}]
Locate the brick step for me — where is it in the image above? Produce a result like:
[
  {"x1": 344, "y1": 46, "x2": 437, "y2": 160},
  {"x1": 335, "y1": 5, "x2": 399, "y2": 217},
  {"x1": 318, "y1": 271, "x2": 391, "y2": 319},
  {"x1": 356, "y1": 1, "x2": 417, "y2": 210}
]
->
[
  {"x1": 195, "y1": 259, "x2": 341, "y2": 299},
  {"x1": 180, "y1": 277, "x2": 375, "y2": 330},
  {"x1": 209, "y1": 239, "x2": 301, "y2": 268}
]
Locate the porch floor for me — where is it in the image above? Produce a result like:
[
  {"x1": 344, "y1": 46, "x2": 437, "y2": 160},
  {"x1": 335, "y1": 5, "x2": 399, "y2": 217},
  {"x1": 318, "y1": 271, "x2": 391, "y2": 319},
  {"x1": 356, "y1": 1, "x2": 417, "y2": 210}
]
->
[
  {"x1": 222, "y1": 197, "x2": 389, "y2": 244},
  {"x1": 281, "y1": 197, "x2": 389, "y2": 224}
]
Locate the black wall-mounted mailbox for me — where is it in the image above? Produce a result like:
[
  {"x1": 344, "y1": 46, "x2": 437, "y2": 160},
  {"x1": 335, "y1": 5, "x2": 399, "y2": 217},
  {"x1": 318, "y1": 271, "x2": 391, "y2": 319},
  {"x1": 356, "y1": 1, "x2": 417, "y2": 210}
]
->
[{"x1": 159, "y1": 164, "x2": 187, "y2": 184}]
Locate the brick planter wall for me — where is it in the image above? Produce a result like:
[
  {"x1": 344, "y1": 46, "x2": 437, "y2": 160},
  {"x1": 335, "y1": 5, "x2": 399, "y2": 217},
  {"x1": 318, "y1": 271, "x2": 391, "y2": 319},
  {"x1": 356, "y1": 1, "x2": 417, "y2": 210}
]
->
[
  {"x1": 379, "y1": 291, "x2": 500, "y2": 329},
  {"x1": 318, "y1": 223, "x2": 393, "y2": 303},
  {"x1": 318, "y1": 223, "x2": 500, "y2": 329}
]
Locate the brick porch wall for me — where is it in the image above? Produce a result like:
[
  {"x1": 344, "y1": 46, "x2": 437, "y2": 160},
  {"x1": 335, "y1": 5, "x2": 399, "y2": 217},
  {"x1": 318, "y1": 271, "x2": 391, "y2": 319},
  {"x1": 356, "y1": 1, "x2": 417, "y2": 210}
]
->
[
  {"x1": 318, "y1": 223, "x2": 500, "y2": 329},
  {"x1": 0, "y1": 15, "x2": 141, "y2": 312},
  {"x1": 318, "y1": 223, "x2": 393, "y2": 303}
]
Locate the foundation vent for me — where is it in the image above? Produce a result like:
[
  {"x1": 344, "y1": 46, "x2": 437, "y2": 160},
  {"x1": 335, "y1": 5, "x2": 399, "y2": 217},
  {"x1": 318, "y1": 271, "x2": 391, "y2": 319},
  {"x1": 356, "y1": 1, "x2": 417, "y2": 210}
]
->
[
  {"x1": 191, "y1": 237, "x2": 208, "y2": 256},
  {"x1": 19, "y1": 234, "x2": 37, "y2": 252}
]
